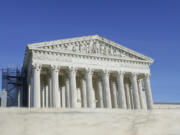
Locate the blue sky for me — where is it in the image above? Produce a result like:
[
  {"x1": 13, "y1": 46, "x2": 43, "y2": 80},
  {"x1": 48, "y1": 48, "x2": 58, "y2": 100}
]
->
[{"x1": 0, "y1": 0, "x2": 180, "y2": 102}]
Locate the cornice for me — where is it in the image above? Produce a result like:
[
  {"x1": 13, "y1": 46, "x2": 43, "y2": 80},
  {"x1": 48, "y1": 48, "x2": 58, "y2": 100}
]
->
[
  {"x1": 27, "y1": 35, "x2": 99, "y2": 48},
  {"x1": 31, "y1": 48, "x2": 151, "y2": 65},
  {"x1": 95, "y1": 36, "x2": 154, "y2": 63}
]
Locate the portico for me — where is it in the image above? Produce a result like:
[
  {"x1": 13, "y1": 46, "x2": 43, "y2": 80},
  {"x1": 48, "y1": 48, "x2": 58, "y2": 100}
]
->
[{"x1": 23, "y1": 35, "x2": 154, "y2": 109}]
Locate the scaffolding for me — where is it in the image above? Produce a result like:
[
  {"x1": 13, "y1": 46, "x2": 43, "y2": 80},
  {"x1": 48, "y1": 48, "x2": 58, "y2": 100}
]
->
[{"x1": 1, "y1": 67, "x2": 24, "y2": 107}]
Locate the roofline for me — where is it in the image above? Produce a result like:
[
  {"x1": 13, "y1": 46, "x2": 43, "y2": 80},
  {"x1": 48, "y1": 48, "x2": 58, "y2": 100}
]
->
[
  {"x1": 23, "y1": 35, "x2": 154, "y2": 70},
  {"x1": 28, "y1": 35, "x2": 153, "y2": 62}
]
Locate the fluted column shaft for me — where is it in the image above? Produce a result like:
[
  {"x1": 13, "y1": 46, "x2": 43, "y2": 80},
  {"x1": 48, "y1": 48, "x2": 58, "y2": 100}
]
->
[
  {"x1": 69, "y1": 67, "x2": 77, "y2": 108},
  {"x1": 45, "y1": 85, "x2": 48, "y2": 107},
  {"x1": 111, "y1": 81, "x2": 118, "y2": 108},
  {"x1": 61, "y1": 86, "x2": 66, "y2": 108},
  {"x1": 131, "y1": 73, "x2": 140, "y2": 109},
  {"x1": 129, "y1": 87, "x2": 134, "y2": 109},
  {"x1": 144, "y1": 74, "x2": 153, "y2": 109},
  {"x1": 51, "y1": 66, "x2": 60, "y2": 108},
  {"x1": 85, "y1": 69, "x2": 94, "y2": 108},
  {"x1": 117, "y1": 72, "x2": 126, "y2": 109},
  {"x1": 102, "y1": 70, "x2": 112, "y2": 108},
  {"x1": 48, "y1": 77, "x2": 52, "y2": 107},
  {"x1": 80, "y1": 78, "x2": 87, "y2": 108},
  {"x1": 124, "y1": 82, "x2": 131, "y2": 109},
  {"x1": 32, "y1": 64, "x2": 41, "y2": 108},
  {"x1": 138, "y1": 79, "x2": 146, "y2": 109},
  {"x1": 65, "y1": 76, "x2": 70, "y2": 108},
  {"x1": 41, "y1": 84, "x2": 45, "y2": 108},
  {"x1": 96, "y1": 78, "x2": 104, "y2": 108}
]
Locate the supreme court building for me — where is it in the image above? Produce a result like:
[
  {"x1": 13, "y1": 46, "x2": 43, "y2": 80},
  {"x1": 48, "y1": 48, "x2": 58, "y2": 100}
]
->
[{"x1": 23, "y1": 35, "x2": 154, "y2": 109}]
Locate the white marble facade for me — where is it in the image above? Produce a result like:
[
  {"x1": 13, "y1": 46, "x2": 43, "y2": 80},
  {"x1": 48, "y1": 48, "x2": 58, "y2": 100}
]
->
[{"x1": 23, "y1": 35, "x2": 154, "y2": 109}]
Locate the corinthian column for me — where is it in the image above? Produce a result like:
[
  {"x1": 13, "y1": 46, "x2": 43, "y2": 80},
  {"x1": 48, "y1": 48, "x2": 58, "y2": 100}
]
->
[
  {"x1": 96, "y1": 77, "x2": 104, "y2": 108},
  {"x1": 130, "y1": 73, "x2": 140, "y2": 109},
  {"x1": 102, "y1": 70, "x2": 112, "y2": 108},
  {"x1": 110, "y1": 81, "x2": 118, "y2": 108},
  {"x1": 65, "y1": 76, "x2": 70, "y2": 108},
  {"x1": 80, "y1": 77, "x2": 87, "y2": 108},
  {"x1": 144, "y1": 74, "x2": 153, "y2": 110},
  {"x1": 124, "y1": 82, "x2": 131, "y2": 109},
  {"x1": 32, "y1": 64, "x2": 41, "y2": 108},
  {"x1": 138, "y1": 79, "x2": 146, "y2": 109},
  {"x1": 48, "y1": 76, "x2": 52, "y2": 107},
  {"x1": 69, "y1": 67, "x2": 77, "y2": 108},
  {"x1": 51, "y1": 65, "x2": 60, "y2": 108},
  {"x1": 85, "y1": 68, "x2": 94, "y2": 108},
  {"x1": 117, "y1": 71, "x2": 126, "y2": 109}
]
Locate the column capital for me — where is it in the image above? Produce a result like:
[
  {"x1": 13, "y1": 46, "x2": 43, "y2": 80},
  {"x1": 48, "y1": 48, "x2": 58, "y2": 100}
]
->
[
  {"x1": 85, "y1": 68, "x2": 93, "y2": 74},
  {"x1": 144, "y1": 73, "x2": 151, "y2": 80},
  {"x1": 117, "y1": 71, "x2": 125, "y2": 76},
  {"x1": 32, "y1": 64, "x2": 41, "y2": 71},
  {"x1": 68, "y1": 66, "x2": 77, "y2": 74},
  {"x1": 51, "y1": 65, "x2": 60, "y2": 72},
  {"x1": 102, "y1": 69, "x2": 110, "y2": 76}
]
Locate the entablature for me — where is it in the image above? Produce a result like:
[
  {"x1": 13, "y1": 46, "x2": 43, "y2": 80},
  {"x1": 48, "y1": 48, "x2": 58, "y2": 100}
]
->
[
  {"x1": 31, "y1": 48, "x2": 151, "y2": 66},
  {"x1": 31, "y1": 49, "x2": 150, "y2": 74}
]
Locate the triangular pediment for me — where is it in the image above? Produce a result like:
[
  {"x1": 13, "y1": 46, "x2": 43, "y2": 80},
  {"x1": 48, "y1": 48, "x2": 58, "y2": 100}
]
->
[{"x1": 27, "y1": 35, "x2": 153, "y2": 63}]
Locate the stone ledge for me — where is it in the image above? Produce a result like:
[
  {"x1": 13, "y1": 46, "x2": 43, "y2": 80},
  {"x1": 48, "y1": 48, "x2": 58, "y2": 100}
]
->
[
  {"x1": 0, "y1": 107, "x2": 179, "y2": 113},
  {"x1": 0, "y1": 108, "x2": 179, "y2": 135}
]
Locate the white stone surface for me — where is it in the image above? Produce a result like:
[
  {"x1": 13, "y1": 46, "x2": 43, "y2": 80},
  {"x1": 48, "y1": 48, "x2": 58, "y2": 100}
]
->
[
  {"x1": 32, "y1": 64, "x2": 41, "y2": 108},
  {"x1": 154, "y1": 103, "x2": 180, "y2": 109},
  {"x1": 131, "y1": 73, "x2": 141, "y2": 109},
  {"x1": 125, "y1": 82, "x2": 131, "y2": 109},
  {"x1": 0, "y1": 108, "x2": 180, "y2": 135},
  {"x1": 23, "y1": 35, "x2": 154, "y2": 109},
  {"x1": 117, "y1": 71, "x2": 126, "y2": 108}
]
